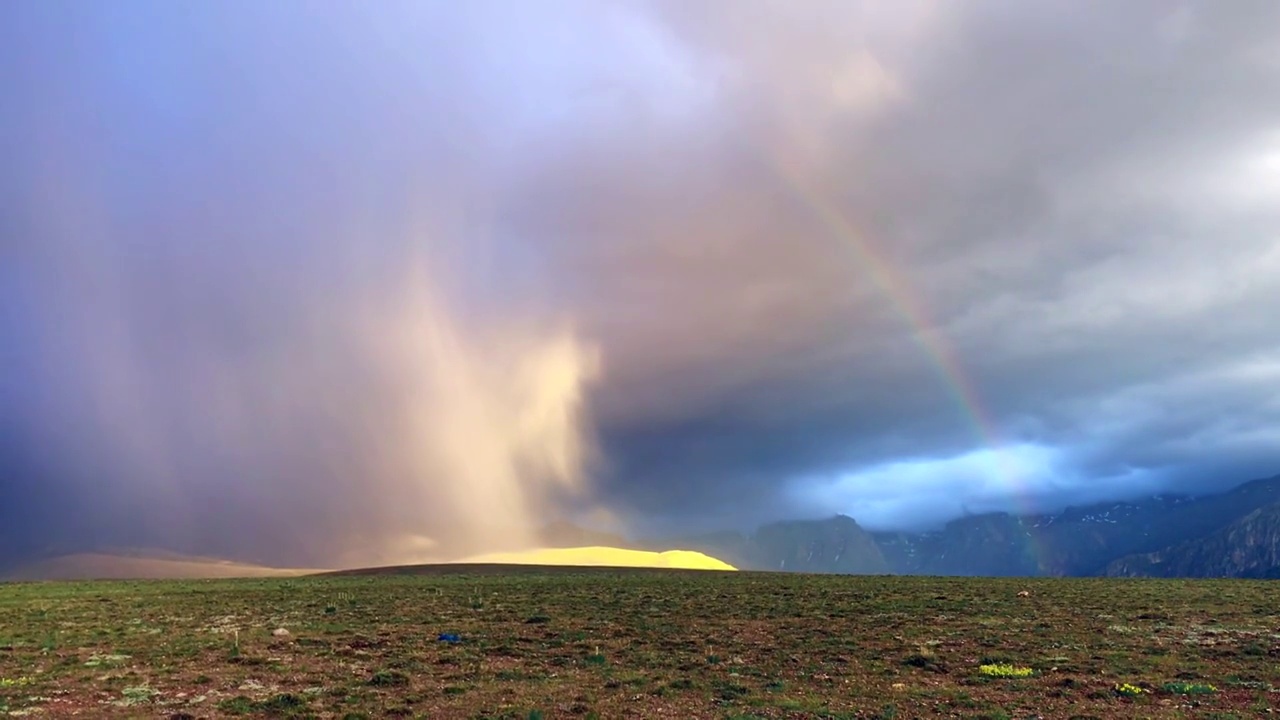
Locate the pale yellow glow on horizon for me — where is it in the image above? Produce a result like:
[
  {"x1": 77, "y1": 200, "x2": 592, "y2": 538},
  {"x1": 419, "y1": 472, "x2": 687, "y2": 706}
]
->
[{"x1": 454, "y1": 545, "x2": 737, "y2": 571}]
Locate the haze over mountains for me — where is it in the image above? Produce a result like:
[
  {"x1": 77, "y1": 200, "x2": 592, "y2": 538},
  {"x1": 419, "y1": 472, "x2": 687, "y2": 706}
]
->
[
  {"x1": 6, "y1": 472, "x2": 1278, "y2": 581},
  {"x1": 364, "y1": 470, "x2": 1280, "y2": 579}
]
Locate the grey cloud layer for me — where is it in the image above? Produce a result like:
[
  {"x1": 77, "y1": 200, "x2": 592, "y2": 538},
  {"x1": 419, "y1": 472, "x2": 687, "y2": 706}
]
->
[
  {"x1": 3, "y1": 1, "x2": 1280, "y2": 564},
  {"x1": 538, "y1": 0, "x2": 1280, "y2": 526}
]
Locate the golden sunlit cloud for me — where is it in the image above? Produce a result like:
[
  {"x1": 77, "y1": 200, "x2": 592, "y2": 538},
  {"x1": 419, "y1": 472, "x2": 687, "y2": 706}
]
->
[{"x1": 329, "y1": 253, "x2": 606, "y2": 566}]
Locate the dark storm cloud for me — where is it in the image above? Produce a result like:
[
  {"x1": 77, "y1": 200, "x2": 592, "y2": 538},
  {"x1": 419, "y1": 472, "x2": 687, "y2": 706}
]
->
[
  {"x1": 3, "y1": 0, "x2": 1280, "y2": 565},
  {"x1": 568, "y1": 0, "x2": 1280, "y2": 528}
]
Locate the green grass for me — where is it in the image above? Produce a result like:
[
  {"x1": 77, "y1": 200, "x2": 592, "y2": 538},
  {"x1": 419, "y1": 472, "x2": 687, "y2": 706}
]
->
[
  {"x1": 978, "y1": 663, "x2": 1034, "y2": 678},
  {"x1": 0, "y1": 571, "x2": 1277, "y2": 717},
  {"x1": 1163, "y1": 680, "x2": 1219, "y2": 695}
]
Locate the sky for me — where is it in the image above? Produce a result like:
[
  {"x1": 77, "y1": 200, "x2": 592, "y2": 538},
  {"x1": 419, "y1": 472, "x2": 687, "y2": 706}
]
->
[{"x1": 3, "y1": 0, "x2": 1280, "y2": 568}]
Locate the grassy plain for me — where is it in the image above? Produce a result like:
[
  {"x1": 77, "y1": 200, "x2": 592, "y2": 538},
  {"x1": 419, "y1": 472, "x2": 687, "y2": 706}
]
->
[{"x1": 1, "y1": 568, "x2": 1278, "y2": 718}]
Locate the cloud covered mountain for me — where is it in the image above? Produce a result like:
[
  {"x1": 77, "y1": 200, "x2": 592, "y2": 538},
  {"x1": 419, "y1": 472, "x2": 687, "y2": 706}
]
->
[{"x1": 646, "y1": 473, "x2": 1280, "y2": 578}]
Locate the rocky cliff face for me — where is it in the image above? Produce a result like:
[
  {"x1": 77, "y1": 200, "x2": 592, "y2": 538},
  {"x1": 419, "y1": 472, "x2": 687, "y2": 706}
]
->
[
  {"x1": 873, "y1": 474, "x2": 1280, "y2": 577},
  {"x1": 1105, "y1": 502, "x2": 1280, "y2": 579},
  {"x1": 750, "y1": 515, "x2": 889, "y2": 574}
]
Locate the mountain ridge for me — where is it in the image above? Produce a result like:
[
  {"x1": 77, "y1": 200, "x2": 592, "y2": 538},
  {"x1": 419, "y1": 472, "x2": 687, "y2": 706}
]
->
[
  {"x1": 640, "y1": 473, "x2": 1280, "y2": 578},
  {"x1": 8, "y1": 474, "x2": 1278, "y2": 581},
  {"x1": 1105, "y1": 501, "x2": 1280, "y2": 579}
]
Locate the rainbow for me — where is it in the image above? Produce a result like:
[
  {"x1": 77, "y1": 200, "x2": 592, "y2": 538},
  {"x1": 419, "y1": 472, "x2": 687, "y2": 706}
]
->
[{"x1": 765, "y1": 151, "x2": 1050, "y2": 573}]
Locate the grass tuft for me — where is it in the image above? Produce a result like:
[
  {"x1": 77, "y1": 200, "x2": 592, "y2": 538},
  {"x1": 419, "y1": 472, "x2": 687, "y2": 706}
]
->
[
  {"x1": 978, "y1": 664, "x2": 1034, "y2": 678},
  {"x1": 1163, "y1": 680, "x2": 1218, "y2": 695},
  {"x1": 1113, "y1": 682, "x2": 1149, "y2": 696},
  {"x1": 368, "y1": 669, "x2": 410, "y2": 687}
]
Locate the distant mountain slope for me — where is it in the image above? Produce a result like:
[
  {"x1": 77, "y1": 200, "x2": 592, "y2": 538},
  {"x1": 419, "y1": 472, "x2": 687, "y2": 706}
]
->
[
  {"x1": 873, "y1": 474, "x2": 1280, "y2": 577},
  {"x1": 652, "y1": 530, "x2": 752, "y2": 568},
  {"x1": 648, "y1": 515, "x2": 889, "y2": 574},
  {"x1": 1105, "y1": 502, "x2": 1280, "y2": 579},
  {"x1": 876, "y1": 513, "x2": 1045, "y2": 577},
  {"x1": 3, "y1": 552, "x2": 319, "y2": 581},
  {"x1": 751, "y1": 516, "x2": 889, "y2": 573}
]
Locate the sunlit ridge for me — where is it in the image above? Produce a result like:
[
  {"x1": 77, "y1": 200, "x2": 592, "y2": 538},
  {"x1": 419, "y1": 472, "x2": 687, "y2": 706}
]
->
[{"x1": 454, "y1": 546, "x2": 736, "y2": 571}]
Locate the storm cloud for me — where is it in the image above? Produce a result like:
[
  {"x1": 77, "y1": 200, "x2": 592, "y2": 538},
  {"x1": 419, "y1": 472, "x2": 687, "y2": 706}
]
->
[{"x1": 3, "y1": 0, "x2": 1279, "y2": 566}]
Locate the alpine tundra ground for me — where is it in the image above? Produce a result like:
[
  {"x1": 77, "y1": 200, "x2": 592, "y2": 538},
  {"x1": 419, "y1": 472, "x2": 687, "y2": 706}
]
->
[{"x1": 1, "y1": 568, "x2": 1278, "y2": 719}]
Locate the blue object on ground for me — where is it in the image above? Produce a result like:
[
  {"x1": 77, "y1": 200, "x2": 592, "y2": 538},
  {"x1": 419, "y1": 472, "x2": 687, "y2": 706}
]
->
[{"x1": 437, "y1": 633, "x2": 461, "y2": 643}]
